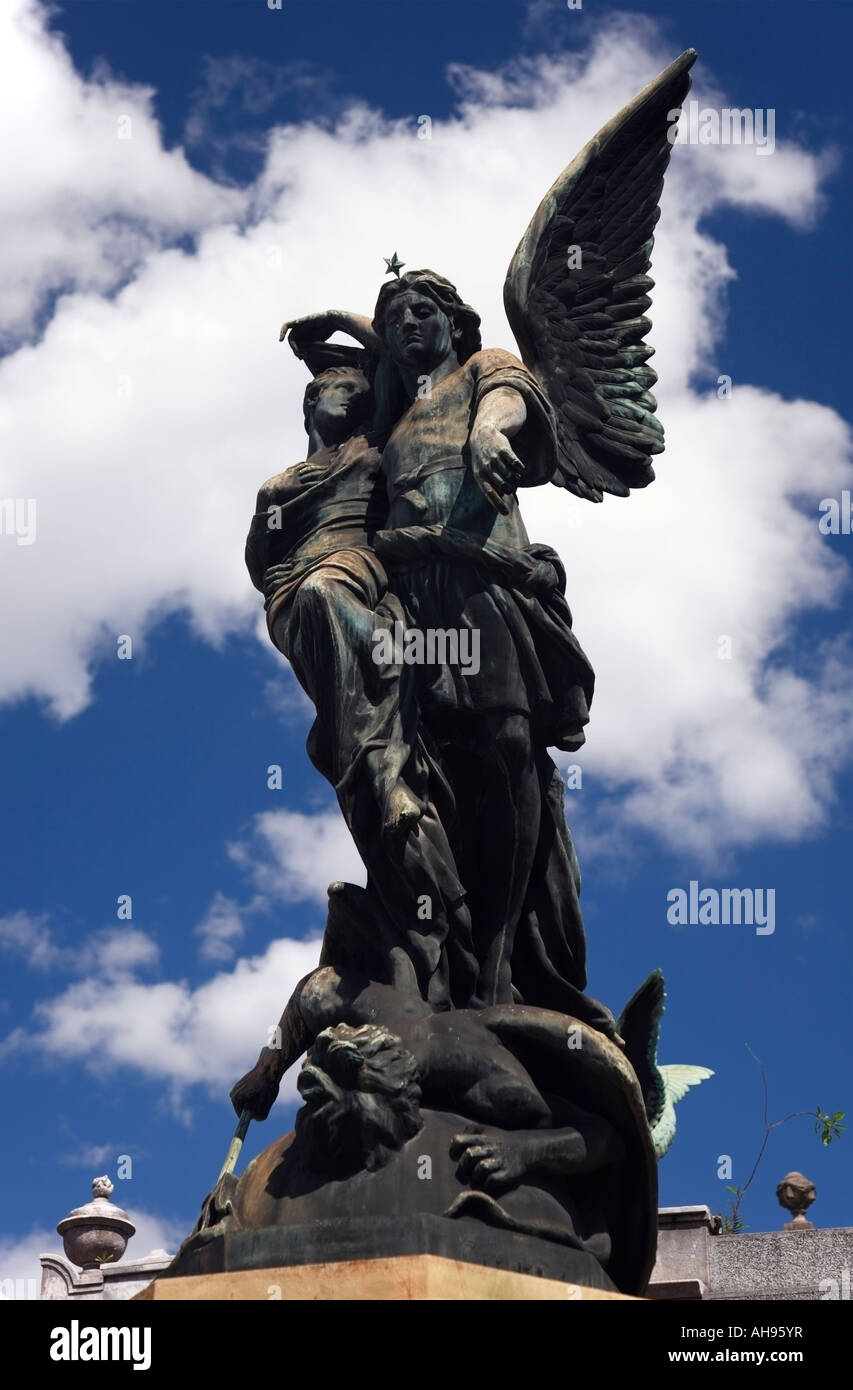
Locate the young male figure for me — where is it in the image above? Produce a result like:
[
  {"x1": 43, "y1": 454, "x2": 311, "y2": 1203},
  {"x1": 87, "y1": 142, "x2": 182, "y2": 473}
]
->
[
  {"x1": 246, "y1": 366, "x2": 409, "y2": 820},
  {"x1": 246, "y1": 365, "x2": 480, "y2": 1009}
]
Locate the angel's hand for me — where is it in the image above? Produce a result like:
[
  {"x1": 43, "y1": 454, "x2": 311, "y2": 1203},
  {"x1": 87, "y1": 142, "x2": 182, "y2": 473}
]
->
[
  {"x1": 280, "y1": 311, "x2": 340, "y2": 353},
  {"x1": 469, "y1": 422, "x2": 524, "y2": 516}
]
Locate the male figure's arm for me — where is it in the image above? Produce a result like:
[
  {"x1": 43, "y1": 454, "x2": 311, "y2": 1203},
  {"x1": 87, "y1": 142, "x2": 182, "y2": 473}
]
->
[{"x1": 230, "y1": 973, "x2": 316, "y2": 1121}]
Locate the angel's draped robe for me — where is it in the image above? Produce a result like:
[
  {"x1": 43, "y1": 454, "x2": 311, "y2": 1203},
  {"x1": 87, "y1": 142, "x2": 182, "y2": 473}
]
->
[{"x1": 372, "y1": 348, "x2": 611, "y2": 1031}]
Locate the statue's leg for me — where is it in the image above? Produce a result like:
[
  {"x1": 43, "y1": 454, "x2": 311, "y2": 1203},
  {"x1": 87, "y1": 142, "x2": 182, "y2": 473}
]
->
[
  {"x1": 509, "y1": 751, "x2": 619, "y2": 1039},
  {"x1": 276, "y1": 568, "x2": 480, "y2": 1010},
  {"x1": 277, "y1": 565, "x2": 413, "y2": 811},
  {"x1": 437, "y1": 711, "x2": 541, "y2": 1008}
]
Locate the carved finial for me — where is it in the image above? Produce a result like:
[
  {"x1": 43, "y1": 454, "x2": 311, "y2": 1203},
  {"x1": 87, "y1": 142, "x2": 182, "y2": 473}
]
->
[
  {"x1": 776, "y1": 1171, "x2": 816, "y2": 1229},
  {"x1": 57, "y1": 1177, "x2": 135, "y2": 1270}
]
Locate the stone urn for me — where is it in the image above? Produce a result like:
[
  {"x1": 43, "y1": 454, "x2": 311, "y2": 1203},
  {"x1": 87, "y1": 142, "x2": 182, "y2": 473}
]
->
[
  {"x1": 776, "y1": 1171, "x2": 816, "y2": 1230},
  {"x1": 57, "y1": 1176, "x2": 136, "y2": 1270}
]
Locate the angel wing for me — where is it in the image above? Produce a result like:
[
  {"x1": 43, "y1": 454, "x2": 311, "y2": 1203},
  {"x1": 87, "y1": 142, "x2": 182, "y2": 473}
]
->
[
  {"x1": 616, "y1": 968, "x2": 714, "y2": 1155},
  {"x1": 503, "y1": 49, "x2": 696, "y2": 502},
  {"x1": 659, "y1": 1063, "x2": 714, "y2": 1106},
  {"x1": 617, "y1": 968, "x2": 666, "y2": 1127}
]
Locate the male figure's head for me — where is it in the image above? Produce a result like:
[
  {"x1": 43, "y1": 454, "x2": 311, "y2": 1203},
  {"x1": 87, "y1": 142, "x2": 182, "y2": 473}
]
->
[
  {"x1": 373, "y1": 270, "x2": 481, "y2": 377},
  {"x1": 303, "y1": 366, "x2": 373, "y2": 451}
]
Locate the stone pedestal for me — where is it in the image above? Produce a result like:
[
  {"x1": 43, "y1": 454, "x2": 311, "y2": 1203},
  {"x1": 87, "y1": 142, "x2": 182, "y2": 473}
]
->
[
  {"x1": 143, "y1": 1211, "x2": 640, "y2": 1300},
  {"x1": 135, "y1": 1255, "x2": 639, "y2": 1301}
]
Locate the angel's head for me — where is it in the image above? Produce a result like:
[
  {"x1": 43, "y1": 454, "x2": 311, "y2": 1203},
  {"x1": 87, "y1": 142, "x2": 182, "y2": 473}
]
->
[{"x1": 373, "y1": 271, "x2": 481, "y2": 373}]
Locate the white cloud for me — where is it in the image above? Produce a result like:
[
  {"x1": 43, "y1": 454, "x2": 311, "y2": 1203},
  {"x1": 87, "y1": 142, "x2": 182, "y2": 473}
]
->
[
  {"x1": 58, "y1": 1140, "x2": 118, "y2": 1169},
  {"x1": 0, "y1": 911, "x2": 61, "y2": 969},
  {"x1": 90, "y1": 930, "x2": 160, "y2": 978},
  {"x1": 123, "y1": 1208, "x2": 184, "y2": 1261},
  {"x1": 0, "y1": 811, "x2": 356, "y2": 1101},
  {"x1": 229, "y1": 809, "x2": 366, "y2": 904},
  {"x1": 0, "y1": 914, "x2": 158, "y2": 977},
  {"x1": 5, "y1": 933, "x2": 323, "y2": 1103},
  {"x1": 0, "y1": 1210, "x2": 183, "y2": 1300},
  {"x1": 0, "y1": 1227, "x2": 55, "y2": 1300},
  {"x1": 0, "y1": 0, "x2": 240, "y2": 345},
  {"x1": 194, "y1": 892, "x2": 245, "y2": 962},
  {"x1": 0, "y1": 3, "x2": 850, "y2": 855}
]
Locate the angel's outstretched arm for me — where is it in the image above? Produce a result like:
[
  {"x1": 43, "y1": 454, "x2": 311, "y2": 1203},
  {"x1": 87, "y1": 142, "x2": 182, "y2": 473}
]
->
[
  {"x1": 469, "y1": 386, "x2": 527, "y2": 516},
  {"x1": 280, "y1": 309, "x2": 382, "y2": 357}
]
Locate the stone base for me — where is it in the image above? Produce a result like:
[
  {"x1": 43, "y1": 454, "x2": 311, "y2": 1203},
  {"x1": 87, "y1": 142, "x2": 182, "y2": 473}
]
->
[
  {"x1": 135, "y1": 1255, "x2": 639, "y2": 1301},
  {"x1": 161, "y1": 1212, "x2": 625, "y2": 1293}
]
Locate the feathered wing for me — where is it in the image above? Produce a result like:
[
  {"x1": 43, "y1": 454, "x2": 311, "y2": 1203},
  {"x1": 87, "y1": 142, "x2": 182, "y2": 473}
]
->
[
  {"x1": 617, "y1": 969, "x2": 666, "y2": 1127},
  {"x1": 659, "y1": 1063, "x2": 714, "y2": 1105},
  {"x1": 503, "y1": 49, "x2": 696, "y2": 501}
]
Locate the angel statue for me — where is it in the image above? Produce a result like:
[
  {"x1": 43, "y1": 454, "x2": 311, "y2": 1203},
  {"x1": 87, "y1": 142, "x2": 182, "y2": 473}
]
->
[{"x1": 196, "y1": 50, "x2": 703, "y2": 1299}]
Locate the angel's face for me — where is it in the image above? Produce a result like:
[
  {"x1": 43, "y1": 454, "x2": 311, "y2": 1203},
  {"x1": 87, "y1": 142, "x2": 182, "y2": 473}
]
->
[{"x1": 381, "y1": 290, "x2": 454, "y2": 371}]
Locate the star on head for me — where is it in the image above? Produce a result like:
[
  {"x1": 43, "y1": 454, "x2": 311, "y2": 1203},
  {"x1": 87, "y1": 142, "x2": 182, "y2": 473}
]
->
[{"x1": 383, "y1": 252, "x2": 405, "y2": 278}]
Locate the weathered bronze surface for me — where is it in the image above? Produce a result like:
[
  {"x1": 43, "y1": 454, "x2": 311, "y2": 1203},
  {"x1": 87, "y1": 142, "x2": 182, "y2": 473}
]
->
[{"x1": 173, "y1": 50, "x2": 699, "y2": 1297}]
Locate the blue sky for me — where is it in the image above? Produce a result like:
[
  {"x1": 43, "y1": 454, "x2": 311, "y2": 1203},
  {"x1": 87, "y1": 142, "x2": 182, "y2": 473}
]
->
[{"x1": 1, "y1": 0, "x2": 851, "y2": 1289}]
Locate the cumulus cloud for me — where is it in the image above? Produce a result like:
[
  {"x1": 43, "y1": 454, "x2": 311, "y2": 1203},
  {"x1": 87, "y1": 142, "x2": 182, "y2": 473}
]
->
[
  {"x1": 183, "y1": 55, "x2": 338, "y2": 178},
  {"x1": 0, "y1": 1, "x2": 850, "y2": 857},
  {"x1": 229, "y1": 809, "x2": 366, "y2": 904},
  {"x1": 0, "y1": 911, "x2": 61, "y2": 969},
  {"x1": 0, "y1": 820, "x2": 348, "y2": 1097},
  {"x1": 194, "y1": 892, "x2": 245, "y2": 962},
  {"x1": 4, "y1": 934, "x2": 323, "y2": 1103},
  {"x1": 0, "y1": 0, "x2": 240, "y2": 346},
  {"x1": 57, "y1": 1138, "x2": 120, "y2": 1169},
  {"x1": 0, "y1": 914, "x2": 159, "y2": 976}
]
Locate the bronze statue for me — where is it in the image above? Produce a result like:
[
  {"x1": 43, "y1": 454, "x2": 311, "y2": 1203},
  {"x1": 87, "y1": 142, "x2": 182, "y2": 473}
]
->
[{"x1": 169, "y1": 50, "x2": 706, "y2": 1299}]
